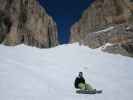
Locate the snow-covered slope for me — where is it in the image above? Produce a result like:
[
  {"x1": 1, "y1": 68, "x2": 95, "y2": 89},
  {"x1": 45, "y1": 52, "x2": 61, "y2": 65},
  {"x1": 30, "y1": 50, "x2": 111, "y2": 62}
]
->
[{"x1": 0, "y1": 43, "x2": 133, "y2": 100}]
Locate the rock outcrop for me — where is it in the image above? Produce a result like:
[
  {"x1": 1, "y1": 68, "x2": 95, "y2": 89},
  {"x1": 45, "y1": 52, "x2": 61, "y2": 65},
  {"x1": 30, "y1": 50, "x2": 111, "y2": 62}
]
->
[
  {"x1": 0, "y1": 0, "x2": 58, "y2": 48},
  {"x1": 70, "y1": 0, "x2": 133, "y2": 57}
]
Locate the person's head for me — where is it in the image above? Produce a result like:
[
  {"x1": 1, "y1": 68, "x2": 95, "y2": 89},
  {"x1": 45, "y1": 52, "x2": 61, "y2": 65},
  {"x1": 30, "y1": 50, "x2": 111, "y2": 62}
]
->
[{"x1": 78, "y1": 72, "x2": 83, "y2": 77}]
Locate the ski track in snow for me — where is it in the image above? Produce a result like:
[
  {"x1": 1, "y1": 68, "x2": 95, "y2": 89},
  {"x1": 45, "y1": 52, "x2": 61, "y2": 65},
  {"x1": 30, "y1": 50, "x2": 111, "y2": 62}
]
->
[{"x1": 0, "y1": 43, "x2": 133, "y2": 100}]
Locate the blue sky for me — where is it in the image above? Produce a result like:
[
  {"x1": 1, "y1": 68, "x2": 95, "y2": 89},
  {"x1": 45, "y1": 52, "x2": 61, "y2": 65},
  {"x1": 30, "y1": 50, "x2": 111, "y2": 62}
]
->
[{"x1": 38, "y1": 0, "x2": 93, "y2": 44}]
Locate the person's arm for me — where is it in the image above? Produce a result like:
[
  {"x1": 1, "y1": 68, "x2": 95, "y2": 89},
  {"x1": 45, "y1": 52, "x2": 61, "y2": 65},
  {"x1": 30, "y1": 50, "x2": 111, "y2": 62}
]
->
[
  {"x1": 82, "y1": 77, "x2": 86, "y2": 84},
  {"x1": 74, "y1": 77, "x2": 79, "y2": 88}
]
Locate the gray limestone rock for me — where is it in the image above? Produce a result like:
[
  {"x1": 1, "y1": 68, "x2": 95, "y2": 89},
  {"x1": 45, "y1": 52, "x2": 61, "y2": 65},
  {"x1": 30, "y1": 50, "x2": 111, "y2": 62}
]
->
[{"x1": 0, "y1": 0, "x2": 58, "y2": 48}]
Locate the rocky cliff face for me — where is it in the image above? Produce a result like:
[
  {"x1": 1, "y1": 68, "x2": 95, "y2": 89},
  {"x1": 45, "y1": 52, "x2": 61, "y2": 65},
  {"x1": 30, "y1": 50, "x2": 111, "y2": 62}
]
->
[
  {"x1": 70, "y1": 0, "x2": 133, "y2": 57},
  {"x1": 0, "y1": 0, "x2": 58, "y2": 48}
]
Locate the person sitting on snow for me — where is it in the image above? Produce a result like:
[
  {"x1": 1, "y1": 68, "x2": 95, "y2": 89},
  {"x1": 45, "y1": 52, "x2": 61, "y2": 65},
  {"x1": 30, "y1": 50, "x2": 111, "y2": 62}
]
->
[{"x1": 74, "y1": 72, "x2": 96, "y2": 91}]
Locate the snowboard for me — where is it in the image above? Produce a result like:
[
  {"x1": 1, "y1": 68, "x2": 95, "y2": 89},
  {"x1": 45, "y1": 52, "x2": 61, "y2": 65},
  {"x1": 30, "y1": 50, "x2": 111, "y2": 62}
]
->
[{"x1": 76, "y1": 89, "x2": 102, "y2": 94}]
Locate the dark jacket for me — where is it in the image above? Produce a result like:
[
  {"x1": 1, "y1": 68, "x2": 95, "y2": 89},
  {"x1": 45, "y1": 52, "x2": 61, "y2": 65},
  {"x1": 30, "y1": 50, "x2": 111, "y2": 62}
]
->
[{"x1": 74, "y1": 76, "x2": 85, "y2": 88}]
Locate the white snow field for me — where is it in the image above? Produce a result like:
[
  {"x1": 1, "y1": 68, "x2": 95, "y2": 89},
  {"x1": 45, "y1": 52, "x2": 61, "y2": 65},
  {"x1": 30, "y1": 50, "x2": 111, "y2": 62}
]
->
[{"x1": 0, "y1": 43, "x2": 133, "y2": 100}]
